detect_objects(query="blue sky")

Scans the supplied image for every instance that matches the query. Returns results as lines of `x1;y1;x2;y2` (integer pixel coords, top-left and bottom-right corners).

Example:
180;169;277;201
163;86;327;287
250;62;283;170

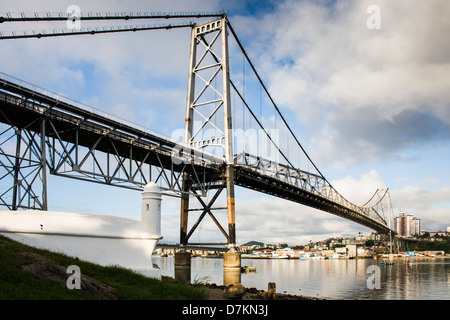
1;0;449;245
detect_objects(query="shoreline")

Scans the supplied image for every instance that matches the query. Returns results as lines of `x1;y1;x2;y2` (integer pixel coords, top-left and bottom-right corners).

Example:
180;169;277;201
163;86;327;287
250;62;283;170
193;282;326;300
160;253;450;260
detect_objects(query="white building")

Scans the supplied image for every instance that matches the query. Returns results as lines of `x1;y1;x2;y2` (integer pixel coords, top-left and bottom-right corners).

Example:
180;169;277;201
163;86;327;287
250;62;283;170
346;244;357;258
0;181;163;279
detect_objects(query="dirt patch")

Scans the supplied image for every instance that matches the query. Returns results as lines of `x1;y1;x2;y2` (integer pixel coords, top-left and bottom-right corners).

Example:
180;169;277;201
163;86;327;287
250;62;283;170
15;252;117;299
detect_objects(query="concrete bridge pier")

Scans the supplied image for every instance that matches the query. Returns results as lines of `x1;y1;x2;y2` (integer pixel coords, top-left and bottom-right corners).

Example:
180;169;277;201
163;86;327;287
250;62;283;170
172;245;242;286
223;249;241;286
174;249;191;284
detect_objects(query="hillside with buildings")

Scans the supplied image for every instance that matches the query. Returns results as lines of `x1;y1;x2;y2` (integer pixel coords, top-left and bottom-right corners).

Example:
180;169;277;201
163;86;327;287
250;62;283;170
155;227;450;259
240;232;382;259
238;228;450;259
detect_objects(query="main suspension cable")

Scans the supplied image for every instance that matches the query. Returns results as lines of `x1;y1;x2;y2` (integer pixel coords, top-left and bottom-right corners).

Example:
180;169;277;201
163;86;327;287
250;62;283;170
227;20;326;180
0;23;193;40
0;12;224;23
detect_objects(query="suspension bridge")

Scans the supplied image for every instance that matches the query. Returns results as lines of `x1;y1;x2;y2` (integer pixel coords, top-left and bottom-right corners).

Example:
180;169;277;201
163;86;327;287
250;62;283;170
0;11;403;252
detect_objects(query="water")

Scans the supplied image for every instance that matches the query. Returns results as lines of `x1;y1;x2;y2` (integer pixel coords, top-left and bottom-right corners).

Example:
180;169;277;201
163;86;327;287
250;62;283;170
151;256;450;300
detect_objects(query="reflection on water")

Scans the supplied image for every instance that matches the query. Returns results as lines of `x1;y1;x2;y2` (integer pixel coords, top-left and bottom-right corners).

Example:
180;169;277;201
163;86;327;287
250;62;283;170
151;256;450;300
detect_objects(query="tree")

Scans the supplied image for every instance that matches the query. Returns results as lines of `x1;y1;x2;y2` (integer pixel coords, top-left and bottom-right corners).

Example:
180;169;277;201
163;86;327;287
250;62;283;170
419;232;430;239
365;240;375;247
413;239;450;254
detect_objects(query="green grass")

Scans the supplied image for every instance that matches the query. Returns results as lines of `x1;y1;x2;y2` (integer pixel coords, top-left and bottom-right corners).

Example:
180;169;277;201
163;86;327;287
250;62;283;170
0;235;208;300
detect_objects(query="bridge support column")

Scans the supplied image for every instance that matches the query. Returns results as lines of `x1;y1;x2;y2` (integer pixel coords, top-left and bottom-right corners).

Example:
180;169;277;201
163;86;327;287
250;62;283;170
11;128;22;210
174;250;191;284
2;117;48;211
223;251;241;286
226;165;236;246
179;174;191;247
224;163;241;285
40;118;48;211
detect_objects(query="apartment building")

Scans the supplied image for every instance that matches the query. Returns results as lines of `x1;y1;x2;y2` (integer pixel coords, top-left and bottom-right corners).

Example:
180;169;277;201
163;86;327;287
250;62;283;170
394;212;421;237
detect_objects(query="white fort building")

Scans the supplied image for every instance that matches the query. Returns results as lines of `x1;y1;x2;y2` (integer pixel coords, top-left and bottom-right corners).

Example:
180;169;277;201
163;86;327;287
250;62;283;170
0;181;163;279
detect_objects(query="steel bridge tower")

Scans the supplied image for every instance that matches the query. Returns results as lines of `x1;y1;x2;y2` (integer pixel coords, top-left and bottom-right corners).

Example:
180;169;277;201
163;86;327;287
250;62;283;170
180;16;237;249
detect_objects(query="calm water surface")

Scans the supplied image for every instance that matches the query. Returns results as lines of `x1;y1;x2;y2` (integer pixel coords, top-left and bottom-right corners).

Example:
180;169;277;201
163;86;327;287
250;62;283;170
151;256;450;300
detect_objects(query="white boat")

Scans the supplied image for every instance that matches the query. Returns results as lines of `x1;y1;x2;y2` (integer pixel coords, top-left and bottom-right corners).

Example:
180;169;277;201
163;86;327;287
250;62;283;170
311;253;325;260
271;254;289;259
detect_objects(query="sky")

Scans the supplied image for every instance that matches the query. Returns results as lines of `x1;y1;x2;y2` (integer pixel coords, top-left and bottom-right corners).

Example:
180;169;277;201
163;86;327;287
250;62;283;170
1;0;449;246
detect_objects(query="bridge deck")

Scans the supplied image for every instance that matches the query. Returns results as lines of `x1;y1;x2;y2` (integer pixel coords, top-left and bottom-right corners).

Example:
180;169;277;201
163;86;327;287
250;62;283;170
233;165;391;233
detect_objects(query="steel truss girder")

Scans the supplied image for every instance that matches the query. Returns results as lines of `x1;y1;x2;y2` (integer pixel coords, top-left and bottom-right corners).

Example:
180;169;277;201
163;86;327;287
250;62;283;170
235;152;391;233
61;126;213;193
0;77;224;211
46;119;195;193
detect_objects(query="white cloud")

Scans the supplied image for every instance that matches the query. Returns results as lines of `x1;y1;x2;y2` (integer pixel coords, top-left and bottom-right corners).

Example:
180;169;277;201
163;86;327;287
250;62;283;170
233;0;450;168
418;208;450;232
331;170;386;205
392;186;450;211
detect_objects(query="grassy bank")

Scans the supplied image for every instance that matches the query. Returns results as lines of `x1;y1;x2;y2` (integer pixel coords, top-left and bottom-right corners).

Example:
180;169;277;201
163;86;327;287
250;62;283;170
0;235;208;300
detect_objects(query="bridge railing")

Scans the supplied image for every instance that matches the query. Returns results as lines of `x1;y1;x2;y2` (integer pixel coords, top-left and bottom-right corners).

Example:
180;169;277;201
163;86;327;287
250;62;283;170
235;152;388;227
0;72;166;139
